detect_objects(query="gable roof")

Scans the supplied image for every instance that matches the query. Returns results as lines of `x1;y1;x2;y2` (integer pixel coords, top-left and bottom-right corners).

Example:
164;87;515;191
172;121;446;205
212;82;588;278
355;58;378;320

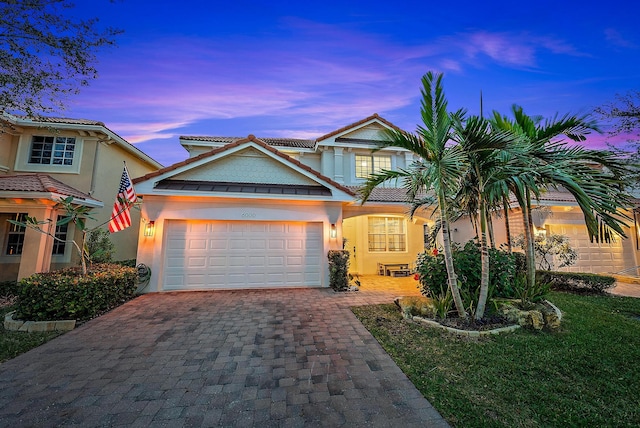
1;112;163;169
0;174;102;206
315;113;403;142
181;136;315;149
134;135;355;197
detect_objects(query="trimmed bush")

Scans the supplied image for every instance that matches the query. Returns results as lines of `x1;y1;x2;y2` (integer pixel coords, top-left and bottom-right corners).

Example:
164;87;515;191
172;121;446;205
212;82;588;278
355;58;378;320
415;241;525;304
15;263;137;321
328;250;350;291
0;280;19;297
536;270;616;294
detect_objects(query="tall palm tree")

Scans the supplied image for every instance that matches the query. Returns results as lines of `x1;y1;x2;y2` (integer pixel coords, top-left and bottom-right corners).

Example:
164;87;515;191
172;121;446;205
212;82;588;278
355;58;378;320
451;115;522;320
360;72;468;319
491;105;634;289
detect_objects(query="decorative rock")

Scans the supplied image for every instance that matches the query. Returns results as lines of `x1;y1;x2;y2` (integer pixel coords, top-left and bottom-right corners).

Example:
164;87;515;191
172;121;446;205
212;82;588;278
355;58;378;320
4;311;75;332
529;310;544;330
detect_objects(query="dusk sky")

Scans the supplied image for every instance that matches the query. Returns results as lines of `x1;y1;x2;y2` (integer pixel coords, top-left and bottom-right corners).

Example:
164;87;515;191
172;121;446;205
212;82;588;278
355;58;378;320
63;0;640;166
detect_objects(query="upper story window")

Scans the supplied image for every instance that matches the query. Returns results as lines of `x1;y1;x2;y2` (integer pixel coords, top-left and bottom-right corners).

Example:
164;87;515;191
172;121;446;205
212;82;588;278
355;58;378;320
355;154;391;179
29;136;76;166
5;213;27;255
368;216;406;252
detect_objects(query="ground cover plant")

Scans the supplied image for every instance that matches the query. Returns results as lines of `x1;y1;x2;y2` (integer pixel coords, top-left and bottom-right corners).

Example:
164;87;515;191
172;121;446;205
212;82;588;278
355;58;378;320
0;304;61;363
352;292;640;427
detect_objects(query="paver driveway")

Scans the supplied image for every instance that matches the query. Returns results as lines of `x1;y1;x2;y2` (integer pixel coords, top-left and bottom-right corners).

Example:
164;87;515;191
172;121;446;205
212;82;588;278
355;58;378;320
0;277;449;427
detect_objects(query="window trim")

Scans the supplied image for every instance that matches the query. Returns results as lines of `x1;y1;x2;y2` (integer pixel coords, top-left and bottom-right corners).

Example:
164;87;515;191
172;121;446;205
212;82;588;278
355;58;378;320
367;216;407;253
355;154;391;179
29;136;76;166
14;134;83;174
5;213;28;256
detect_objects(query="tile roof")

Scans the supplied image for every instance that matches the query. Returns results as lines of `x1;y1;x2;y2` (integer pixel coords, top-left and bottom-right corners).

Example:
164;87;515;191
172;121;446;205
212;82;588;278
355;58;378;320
0;174;97;201
134;135;355;196
156;180;332;196
9;114;105;126
181;136;316;149
315;113;403;142
348;186;414;203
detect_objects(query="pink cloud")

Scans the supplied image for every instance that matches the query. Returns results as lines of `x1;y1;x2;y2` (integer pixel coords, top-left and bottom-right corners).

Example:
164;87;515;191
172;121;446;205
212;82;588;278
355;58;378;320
604;29;638;48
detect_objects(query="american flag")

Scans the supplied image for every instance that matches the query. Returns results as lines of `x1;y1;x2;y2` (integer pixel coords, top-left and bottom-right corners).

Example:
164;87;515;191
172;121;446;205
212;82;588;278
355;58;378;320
108;166;137;233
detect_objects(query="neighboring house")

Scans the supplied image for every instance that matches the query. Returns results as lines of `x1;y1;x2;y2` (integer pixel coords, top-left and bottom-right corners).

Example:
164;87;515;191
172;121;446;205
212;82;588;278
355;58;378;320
134;114;640;292
0;112;162;281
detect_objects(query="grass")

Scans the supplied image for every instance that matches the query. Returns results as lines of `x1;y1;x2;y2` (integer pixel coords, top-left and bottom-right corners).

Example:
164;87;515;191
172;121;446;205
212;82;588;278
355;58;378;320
352;291;640;427
0;304;62;363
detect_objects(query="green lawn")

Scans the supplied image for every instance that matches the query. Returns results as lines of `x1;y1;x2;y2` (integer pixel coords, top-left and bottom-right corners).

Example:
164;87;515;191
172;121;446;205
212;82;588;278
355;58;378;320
0;305;61;363
352;291;640;428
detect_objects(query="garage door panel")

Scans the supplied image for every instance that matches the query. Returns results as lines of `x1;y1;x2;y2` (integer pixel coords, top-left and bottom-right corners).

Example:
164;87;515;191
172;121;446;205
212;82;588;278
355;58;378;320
549;224;633;274
250;239;267;250
163;220;323;289
209;239;228;250
269;240;285;250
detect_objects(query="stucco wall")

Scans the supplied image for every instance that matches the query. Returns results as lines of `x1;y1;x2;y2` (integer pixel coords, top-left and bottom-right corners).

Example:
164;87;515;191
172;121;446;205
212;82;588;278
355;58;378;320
136;195;344;292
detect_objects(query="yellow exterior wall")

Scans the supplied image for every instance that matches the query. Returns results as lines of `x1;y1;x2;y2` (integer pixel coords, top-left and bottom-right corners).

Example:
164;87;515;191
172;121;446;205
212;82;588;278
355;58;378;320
343;214;428;275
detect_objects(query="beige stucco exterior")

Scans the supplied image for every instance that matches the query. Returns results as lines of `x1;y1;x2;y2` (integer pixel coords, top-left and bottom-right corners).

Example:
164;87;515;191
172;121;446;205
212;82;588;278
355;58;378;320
0;114;162;281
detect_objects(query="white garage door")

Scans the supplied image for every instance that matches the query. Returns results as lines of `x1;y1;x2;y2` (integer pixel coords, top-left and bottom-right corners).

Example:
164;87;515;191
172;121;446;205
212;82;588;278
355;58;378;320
550;224;635;274
163;220;323;290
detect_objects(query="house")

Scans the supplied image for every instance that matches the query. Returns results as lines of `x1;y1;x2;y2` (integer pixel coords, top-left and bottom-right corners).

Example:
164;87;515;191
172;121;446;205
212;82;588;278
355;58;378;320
134;114;640;292
134;114;432;292
0;112;162;281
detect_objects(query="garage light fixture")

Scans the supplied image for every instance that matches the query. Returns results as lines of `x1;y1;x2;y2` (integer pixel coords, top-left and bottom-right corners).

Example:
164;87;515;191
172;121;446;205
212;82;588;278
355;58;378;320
330;223;337;239
144;220;155;237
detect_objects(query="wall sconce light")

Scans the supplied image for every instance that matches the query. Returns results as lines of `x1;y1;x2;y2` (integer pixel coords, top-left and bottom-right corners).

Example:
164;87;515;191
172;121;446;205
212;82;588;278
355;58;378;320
144;220;155;237
330;223;337;239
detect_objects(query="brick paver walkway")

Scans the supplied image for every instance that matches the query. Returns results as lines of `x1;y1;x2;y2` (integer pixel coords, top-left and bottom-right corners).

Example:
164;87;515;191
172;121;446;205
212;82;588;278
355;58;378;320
0;276;448;427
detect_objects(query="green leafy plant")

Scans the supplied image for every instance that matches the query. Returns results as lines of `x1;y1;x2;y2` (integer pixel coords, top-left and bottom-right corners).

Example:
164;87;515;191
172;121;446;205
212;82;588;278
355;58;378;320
431;290;453;320
15;263;137;321
414;240;524;317
85;228;115;263
328;250;350;291
536;270;616;294
513;232;578;271
513;274;551;309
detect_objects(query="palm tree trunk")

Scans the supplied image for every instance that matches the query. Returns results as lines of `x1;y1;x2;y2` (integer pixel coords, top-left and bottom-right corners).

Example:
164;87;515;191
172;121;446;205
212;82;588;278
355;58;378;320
487;211;496;249
503;195;512;253
475;196;490;320
439;191;467;319
523;189;536;290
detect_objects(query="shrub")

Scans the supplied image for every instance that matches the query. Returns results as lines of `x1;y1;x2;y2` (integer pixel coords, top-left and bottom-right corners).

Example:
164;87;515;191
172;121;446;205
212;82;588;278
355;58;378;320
536;270;616;294
513;233;578;271
415;241;525;308
0;280;19;297
15;263;137;321
86;229;115;263
328;250;350;291
113;259;136;268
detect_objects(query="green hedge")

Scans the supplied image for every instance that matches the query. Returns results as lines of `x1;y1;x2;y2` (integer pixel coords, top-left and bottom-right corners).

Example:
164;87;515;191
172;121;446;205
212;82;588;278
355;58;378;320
0;280;19;297
328;250;350;291
415;241;525;301
15;263;137;321
537;270;616;294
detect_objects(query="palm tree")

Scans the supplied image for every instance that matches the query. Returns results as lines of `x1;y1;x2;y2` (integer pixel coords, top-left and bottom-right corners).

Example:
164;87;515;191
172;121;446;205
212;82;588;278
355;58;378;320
491;105;634;290
360;72;468;319
451;115;522;320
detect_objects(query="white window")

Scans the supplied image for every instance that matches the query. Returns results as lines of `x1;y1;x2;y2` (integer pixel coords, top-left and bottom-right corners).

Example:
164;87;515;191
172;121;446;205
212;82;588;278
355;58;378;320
368;217;406;252
52;218;70;255
29;136;76;166
355;154;391;178
5;213;27;255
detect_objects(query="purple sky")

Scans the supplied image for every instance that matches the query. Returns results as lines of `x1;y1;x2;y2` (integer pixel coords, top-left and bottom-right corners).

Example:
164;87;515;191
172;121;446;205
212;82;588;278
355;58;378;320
61;0;640;166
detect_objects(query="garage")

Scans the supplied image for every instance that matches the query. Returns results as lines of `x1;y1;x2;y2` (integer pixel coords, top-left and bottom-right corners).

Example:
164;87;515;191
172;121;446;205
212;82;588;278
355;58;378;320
550;224;636;274
163;220;324;290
